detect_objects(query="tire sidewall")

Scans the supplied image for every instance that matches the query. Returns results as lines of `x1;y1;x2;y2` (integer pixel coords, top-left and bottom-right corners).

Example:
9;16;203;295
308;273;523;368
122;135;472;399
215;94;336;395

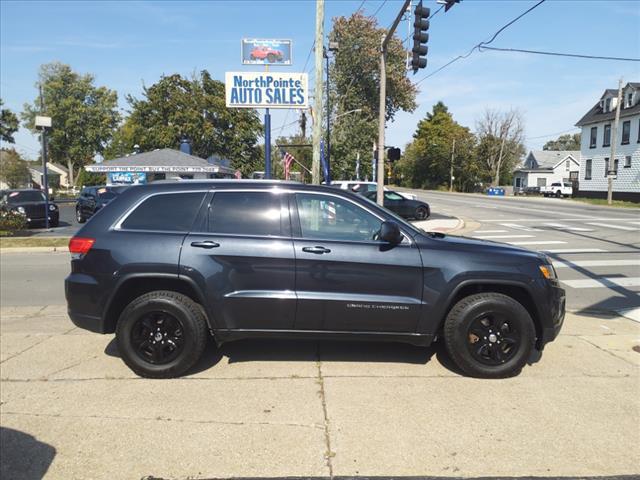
415;206;428;220
445;295;535;378
116;295;202;377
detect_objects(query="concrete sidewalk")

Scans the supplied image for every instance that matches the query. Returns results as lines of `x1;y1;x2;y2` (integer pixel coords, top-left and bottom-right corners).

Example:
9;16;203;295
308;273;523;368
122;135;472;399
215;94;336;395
1;305;639;479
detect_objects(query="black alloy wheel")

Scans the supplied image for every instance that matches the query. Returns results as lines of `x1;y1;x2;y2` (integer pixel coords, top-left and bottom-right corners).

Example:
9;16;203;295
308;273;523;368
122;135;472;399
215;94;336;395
415;206;429;220
466;313;520;366
130;311;185;365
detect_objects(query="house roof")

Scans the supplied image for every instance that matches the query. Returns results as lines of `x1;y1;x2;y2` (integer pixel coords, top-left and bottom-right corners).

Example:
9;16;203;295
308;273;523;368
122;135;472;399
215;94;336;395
84;148;235;174
29;165;60;176
576;82;640;126
48;163;69;174
527;150;580;169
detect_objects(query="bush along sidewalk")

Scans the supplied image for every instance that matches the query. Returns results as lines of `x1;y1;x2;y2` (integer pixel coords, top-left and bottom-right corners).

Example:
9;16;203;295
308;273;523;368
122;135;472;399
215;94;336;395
0;210;27;237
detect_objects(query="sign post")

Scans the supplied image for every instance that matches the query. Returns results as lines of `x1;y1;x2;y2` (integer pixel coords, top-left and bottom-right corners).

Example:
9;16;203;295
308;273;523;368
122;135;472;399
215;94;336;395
265;108;271;179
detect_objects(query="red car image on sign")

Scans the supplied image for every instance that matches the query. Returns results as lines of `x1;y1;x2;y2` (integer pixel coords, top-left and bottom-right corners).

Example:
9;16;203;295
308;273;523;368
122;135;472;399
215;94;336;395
250;46;283;63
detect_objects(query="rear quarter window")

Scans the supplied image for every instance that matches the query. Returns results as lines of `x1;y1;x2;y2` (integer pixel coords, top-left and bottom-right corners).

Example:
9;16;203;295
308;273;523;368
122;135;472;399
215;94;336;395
120;192;205;232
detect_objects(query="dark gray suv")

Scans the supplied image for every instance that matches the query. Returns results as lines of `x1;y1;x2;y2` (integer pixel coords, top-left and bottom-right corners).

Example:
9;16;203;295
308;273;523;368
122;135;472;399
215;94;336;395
65;180;565;378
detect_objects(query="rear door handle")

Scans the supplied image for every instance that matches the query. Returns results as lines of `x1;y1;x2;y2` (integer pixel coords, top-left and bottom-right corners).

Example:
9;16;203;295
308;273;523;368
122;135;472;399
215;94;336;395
302;246;331;254
190;241;220;249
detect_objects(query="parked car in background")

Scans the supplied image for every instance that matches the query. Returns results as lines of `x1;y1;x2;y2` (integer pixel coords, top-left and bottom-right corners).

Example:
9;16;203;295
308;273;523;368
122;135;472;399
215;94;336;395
541;182;573;198
514;186;541;196
363;190;430;220
76;185;129;223
0;189;59;227
65;180;564;379
332;181;418;200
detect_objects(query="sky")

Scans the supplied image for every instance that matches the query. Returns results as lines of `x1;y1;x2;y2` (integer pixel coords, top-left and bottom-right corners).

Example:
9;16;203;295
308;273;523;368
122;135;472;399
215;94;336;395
1;0;639;161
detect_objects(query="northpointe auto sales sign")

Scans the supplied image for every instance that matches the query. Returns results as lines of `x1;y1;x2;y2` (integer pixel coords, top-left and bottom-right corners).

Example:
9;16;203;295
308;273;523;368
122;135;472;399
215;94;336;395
225;72;308;109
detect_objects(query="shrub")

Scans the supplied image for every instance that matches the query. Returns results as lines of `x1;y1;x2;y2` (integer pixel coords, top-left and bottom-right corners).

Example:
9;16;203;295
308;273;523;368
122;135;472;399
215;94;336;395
0;210;27;235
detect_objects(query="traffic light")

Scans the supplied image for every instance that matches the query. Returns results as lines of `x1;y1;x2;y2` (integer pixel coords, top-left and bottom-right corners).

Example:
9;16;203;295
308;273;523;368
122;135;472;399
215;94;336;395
387;147;401;162
444;0;460;12
411;1;430;73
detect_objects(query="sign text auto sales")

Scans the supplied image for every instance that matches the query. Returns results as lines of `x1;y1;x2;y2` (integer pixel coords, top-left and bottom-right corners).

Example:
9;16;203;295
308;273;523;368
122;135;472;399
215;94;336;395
225;72;308;109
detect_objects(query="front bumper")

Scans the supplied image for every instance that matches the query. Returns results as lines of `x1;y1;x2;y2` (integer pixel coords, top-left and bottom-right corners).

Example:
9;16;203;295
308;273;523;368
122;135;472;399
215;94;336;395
538;283;565;348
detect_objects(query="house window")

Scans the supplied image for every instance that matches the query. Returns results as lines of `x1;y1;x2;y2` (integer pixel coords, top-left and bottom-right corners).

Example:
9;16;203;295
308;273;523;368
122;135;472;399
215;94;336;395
613;158;619;174
626;92;633;108
603;124;611;147
537;178;547;187
622;121;630;145
590;126;597;148
624;155;631;168
585;159;592;180
565;160;570;171
605;98;611;112
604;158;609;177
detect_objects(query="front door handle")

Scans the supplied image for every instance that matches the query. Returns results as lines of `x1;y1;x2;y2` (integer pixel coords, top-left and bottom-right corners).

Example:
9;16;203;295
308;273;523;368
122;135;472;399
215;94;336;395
302;246;331;254
191;241;220;249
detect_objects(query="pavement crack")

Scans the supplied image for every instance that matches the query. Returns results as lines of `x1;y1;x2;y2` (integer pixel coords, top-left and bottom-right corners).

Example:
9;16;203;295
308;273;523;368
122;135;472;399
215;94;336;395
0;334;54;365
577;336;639;367
0;410;325;430
316;342;334;479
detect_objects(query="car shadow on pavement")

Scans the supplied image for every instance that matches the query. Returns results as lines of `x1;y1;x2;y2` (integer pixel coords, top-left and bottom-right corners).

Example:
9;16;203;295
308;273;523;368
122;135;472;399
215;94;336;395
0;427;56;480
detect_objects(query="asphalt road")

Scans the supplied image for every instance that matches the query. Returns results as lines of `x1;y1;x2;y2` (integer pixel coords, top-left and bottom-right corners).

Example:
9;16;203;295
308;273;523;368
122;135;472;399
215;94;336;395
399;189;640;317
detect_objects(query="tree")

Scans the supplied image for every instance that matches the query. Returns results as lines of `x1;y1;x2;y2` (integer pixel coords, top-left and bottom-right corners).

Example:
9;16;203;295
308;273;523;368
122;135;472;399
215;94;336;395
328;12;417;180
475;109;525;186
22;62;120;185
398;102;478;191
74;167;106;188
543;133;581;151
0;99;19;144
0;148;30;188
106;71;263;178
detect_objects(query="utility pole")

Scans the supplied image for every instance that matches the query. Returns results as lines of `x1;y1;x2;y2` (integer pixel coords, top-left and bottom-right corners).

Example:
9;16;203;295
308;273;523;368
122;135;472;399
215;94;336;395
607;78;623;205
377;0;411;205
449;137;456;192
311;0;324;184
38;84;51;230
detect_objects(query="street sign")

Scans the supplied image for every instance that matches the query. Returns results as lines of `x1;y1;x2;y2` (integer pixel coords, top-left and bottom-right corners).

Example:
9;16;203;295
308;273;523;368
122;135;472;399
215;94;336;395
242;38;292;66
225;72;308;109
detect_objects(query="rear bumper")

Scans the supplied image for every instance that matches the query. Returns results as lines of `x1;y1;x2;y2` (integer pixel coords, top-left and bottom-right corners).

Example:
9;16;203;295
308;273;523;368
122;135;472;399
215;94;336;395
65;273;107;333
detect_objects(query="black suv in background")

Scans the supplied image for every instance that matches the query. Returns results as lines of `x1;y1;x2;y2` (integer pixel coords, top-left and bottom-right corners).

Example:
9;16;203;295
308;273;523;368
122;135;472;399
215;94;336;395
65;181;565;379
76;185;129;223
0;189;59;227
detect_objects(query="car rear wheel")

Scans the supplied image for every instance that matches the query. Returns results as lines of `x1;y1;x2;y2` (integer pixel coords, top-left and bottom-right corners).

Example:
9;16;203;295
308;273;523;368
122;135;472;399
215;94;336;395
555;190;562;198
443;292;535;378
414;206;429;220
116;290;208;378
76;208;86;223
267;53;275;63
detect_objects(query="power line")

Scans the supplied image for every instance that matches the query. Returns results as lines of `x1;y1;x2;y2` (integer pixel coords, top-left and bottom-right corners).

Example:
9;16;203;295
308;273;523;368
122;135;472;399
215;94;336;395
479;45;640;62
414;0;546;85
371;0;388;18
356;0;367;14
526;128;580;140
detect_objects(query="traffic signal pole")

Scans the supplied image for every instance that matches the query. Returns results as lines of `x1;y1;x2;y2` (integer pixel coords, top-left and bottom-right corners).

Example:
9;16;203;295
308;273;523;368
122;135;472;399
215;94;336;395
377;0;411;206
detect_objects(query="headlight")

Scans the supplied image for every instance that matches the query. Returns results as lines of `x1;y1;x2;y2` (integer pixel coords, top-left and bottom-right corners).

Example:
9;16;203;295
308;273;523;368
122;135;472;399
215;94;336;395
539;264;557;281
16;206;25;214
49;204;57;211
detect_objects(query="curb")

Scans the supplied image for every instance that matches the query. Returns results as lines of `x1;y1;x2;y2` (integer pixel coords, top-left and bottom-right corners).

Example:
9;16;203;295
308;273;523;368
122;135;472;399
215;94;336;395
1;246;68;253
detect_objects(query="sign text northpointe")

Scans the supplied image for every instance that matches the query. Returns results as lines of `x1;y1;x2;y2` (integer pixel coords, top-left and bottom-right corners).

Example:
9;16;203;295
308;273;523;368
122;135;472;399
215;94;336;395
225;72;308;109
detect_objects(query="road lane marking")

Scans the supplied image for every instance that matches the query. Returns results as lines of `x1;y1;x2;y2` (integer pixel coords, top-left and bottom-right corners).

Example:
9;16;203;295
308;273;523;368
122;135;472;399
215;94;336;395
542;248;608;253
552;259;640;269
481;217;635;222
586;222;639;231
473;234;535;239
544;223;594;232
508;241;567;245
474;230;508;233
561;277;640;289
500;223;540;231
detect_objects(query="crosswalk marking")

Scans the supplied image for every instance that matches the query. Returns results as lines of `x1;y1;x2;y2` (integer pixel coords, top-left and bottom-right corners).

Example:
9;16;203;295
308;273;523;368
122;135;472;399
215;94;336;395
474;230;508;234
544;223;594;232
586;222;639;231
562;277;640;289
509;240;567;246
542;248;608;253
552;259;640;269
473;234;534;239
628;221;640;226
500;223;540;232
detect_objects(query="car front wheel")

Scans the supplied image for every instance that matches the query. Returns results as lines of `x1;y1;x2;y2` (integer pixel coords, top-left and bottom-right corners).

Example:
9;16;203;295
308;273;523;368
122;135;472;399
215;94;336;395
414;206;429;220
443;292;536;378
116;290;209;378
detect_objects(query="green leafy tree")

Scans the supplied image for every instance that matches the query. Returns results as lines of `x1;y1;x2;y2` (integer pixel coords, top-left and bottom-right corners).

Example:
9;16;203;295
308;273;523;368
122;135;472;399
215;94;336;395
0;148;31;188
75;167;106;187
22;62;120;185
0;100;20;144
398;102;478;191
273;134;312;182
328;12;417;180
543;133;581;151
105;71;263;178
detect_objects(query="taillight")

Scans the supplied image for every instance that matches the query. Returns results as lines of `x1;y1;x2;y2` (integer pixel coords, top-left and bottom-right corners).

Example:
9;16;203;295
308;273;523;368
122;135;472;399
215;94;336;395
69;237;95;255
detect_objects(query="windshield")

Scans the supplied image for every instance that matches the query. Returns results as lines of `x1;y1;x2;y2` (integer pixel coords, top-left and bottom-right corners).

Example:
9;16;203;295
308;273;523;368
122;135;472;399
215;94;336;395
6;191;45;203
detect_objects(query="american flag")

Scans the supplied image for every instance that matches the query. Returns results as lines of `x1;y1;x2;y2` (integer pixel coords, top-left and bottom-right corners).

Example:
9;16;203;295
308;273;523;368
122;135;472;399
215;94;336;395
281;150;295;180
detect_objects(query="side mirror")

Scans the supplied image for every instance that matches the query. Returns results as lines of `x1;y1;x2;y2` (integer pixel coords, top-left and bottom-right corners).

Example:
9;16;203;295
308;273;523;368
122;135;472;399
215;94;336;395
379;221;403;244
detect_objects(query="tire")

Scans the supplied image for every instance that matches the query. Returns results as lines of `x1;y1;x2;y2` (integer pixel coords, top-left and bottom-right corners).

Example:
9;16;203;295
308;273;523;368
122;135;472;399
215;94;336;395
555;190;562;198
267;53;275;63
414;206;429;220
443;292;536;378
76;208;86;223
50;219;59;228
116;290;209;378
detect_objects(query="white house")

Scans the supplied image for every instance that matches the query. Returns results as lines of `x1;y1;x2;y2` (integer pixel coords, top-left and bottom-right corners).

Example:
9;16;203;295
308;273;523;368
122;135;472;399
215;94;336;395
575;82;640;201
513;150;580;191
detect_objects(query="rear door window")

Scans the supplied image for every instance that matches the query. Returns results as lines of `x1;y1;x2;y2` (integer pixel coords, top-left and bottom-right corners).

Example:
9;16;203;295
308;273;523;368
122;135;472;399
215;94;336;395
120;192;205;232
207;191;285;237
